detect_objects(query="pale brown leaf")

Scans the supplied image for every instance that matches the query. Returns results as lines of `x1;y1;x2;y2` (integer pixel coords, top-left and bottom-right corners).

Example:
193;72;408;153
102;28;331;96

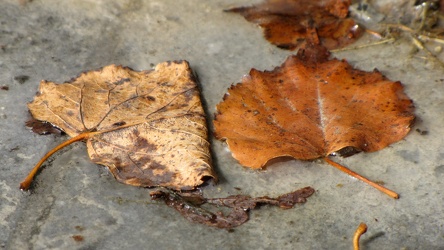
26;62;216;190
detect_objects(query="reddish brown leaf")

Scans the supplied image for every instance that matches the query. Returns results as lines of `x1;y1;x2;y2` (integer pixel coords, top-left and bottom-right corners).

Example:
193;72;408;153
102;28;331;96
214;45;414;168
22;62;216;191
226;0;363;50
150;186;314;229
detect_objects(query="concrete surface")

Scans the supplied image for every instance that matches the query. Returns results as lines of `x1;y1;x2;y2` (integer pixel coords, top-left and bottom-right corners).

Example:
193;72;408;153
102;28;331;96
1;0;444;249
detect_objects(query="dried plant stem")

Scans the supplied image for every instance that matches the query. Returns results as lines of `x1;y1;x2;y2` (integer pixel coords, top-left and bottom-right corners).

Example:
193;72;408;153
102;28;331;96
410;35;444;68
20;132;95;190
381;23;414;33
324;157;399;199
333;23;444;67
381;23;444;67
330;38;395;52
353;223;368;250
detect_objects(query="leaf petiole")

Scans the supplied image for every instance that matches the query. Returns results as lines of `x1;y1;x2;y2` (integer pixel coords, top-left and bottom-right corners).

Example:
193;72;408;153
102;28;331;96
324;157;399;199
20;132;96;190
353;222;368;250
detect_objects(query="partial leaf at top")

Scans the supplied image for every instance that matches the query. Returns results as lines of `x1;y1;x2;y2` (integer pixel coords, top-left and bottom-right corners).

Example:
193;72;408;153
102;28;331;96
226;0;363;50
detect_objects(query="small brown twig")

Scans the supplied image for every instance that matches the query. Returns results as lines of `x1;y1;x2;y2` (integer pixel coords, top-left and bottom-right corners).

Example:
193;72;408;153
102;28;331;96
410;34;444;68
353;223;368;250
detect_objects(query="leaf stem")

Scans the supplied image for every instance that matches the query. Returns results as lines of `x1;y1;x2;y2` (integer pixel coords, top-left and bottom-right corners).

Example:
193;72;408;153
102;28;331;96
324;157;399;199
20;132;93;190
353;222;368;250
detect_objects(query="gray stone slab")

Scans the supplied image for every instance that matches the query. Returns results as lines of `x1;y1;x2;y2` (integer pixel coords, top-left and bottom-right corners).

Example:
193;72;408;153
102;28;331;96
1;0;444;249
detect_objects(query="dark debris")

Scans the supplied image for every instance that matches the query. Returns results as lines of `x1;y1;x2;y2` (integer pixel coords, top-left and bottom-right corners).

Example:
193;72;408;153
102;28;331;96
150;186;315;229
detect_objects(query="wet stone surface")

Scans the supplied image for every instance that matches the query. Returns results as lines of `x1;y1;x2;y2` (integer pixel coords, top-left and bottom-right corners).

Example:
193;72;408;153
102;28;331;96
1;0;444;249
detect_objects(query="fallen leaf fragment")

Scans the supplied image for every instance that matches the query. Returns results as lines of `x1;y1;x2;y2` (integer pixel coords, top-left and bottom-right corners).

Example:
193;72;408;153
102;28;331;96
25;118;64;135
150;186;314;229
214;45;414;198
21;62;216;191
226;0;363;50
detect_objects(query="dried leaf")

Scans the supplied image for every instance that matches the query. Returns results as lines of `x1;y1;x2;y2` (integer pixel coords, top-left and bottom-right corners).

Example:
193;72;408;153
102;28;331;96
22;62;216;190
214;45;415;198
150;186;315;229
226;0;363;50
214;45;414;168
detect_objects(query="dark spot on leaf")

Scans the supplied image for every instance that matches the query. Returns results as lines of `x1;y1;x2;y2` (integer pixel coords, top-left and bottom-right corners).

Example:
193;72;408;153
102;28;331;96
114;78;130;85
149;161;166;170
135;137;157;151
183;88;196;103
113;121;126;127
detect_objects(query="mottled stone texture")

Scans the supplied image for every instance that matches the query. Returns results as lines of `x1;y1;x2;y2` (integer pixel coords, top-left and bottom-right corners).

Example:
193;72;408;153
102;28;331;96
1;0;444;249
